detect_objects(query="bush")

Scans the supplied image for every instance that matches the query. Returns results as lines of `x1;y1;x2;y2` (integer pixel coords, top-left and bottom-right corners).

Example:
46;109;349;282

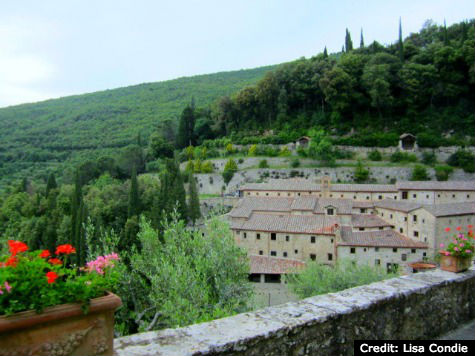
434;165;454;181
411;165;430;181
248;144;257;156
279;146;291;157
447;150;475;173
421;151;437;166
297;147;307;157
290;158;300;168
238;158;244;164
287;259;397;299
222;158;238;185
354;161;370;183
390;151;418;163
367;150;382;161
258;159;269;169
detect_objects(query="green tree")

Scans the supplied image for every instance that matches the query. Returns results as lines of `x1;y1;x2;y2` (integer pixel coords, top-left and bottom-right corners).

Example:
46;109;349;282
177;105;195;149
434;165;454;181
323;46;328;58
127;166;140;218
345;28;353;52
155;159;187;221
148;132;174;159
188;173;201;225
360;28;365;48
307;129;335;166
45;173;57;196
398;17;404;60
354;161;370;183
222;158;238;185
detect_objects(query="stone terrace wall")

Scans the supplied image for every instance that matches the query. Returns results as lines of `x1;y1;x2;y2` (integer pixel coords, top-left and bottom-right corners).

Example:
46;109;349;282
114;267;475;356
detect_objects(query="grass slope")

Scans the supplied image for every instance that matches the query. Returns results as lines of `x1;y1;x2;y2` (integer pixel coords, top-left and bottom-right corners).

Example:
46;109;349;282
0;65;276;188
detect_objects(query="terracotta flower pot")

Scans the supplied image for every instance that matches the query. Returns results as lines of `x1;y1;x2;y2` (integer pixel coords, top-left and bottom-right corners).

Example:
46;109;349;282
0;292;121;356
439;254;473;273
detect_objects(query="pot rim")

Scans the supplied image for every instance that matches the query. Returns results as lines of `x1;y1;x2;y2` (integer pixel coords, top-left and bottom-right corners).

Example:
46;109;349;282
0;291;121;334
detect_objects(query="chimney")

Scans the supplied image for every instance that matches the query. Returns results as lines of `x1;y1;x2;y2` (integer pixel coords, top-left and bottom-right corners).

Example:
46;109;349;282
321;176;331;198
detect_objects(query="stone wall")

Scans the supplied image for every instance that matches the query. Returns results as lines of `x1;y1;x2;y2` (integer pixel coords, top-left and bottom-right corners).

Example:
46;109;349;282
195;167;475;195
114;267;475;356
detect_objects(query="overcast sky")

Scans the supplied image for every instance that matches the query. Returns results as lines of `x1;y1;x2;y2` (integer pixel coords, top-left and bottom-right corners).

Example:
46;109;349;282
0;0;473;108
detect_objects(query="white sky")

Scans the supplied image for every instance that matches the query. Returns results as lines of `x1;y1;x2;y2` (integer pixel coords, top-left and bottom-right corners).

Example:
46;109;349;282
0;0;473;108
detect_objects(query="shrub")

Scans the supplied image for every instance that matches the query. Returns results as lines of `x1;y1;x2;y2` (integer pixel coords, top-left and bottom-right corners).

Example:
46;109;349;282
354;161;370;183
290;158;300;168
248;144;257;156
421;151;437;166
434;165;454;181
390;151;418;163
258;159;269;169
225;143;235;155
279;146;291;157
238;158;244;164
222;158;238;185
297;147;308;157
287;259;397;299
447;150;475;173
367;150;382;161
411;165;430;181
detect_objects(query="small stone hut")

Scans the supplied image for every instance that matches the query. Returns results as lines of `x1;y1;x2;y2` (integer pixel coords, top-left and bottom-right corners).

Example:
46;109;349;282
398;133;418;151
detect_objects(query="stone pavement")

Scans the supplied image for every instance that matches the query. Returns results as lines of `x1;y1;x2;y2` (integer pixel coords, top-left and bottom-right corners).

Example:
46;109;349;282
438;320;475;340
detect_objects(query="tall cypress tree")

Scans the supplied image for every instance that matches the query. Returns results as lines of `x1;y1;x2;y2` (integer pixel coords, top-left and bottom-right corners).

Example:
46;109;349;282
188;173;201;225
398;17;404;61
345;28;353;52
127;165;140;218
360;28;365;48
176;103;195;149
443;19;448;45
323;46;328;58
45;173;57;196
70;171;84;265
156;159;187;221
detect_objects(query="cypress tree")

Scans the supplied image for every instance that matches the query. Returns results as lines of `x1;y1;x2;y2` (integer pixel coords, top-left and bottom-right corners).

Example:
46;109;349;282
360;28;365;48
345;28;353;52
70;170;85;265
188;173;201;225
443;19;448;45
157;159;187;220
323;46;328;58
45;173;57;196
127;165;140;218
398;17;404;61
176;102;196;149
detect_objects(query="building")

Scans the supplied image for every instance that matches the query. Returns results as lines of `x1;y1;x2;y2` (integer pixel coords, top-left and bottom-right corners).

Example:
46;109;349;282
398;133;418;151
239;178;475;204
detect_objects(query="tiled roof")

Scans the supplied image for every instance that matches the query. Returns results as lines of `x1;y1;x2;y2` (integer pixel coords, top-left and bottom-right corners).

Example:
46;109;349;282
423;202;475;217
374;199;422;212
229;197;293;218
291;197;317;211
330;184;397;193
352;201;375;208
231;214;339;235
240;179;397;192
315;198;353;215
396;181;475;191
339;227;427;248
351;214;392;228
249;255;306;274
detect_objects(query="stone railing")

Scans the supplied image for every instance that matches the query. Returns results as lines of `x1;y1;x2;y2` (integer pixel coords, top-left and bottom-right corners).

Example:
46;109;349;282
114;267;475;356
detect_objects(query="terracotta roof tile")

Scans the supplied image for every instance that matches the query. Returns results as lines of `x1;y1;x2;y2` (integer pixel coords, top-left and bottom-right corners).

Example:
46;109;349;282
396;181;475;191
374;199;422;212
351;215;392;228
423;202;475;217
339;227;427;248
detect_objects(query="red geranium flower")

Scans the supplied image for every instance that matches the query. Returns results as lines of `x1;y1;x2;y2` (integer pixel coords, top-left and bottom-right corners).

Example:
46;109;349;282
39;250;51;258
46;271;58;284
456;226;462;231
55;244;76;255
48;258;63;265
444;227;451;232
5;256;17;267
468;225;473;229
8;240;28;256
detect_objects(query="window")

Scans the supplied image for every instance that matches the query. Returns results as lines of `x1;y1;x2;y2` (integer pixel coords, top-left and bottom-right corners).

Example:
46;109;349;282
341;194;344;198
381;212;384;217
400;228;403;233
283;252;288;258
298;193;301;196
394;196;397;200
423;252;427;257
426;195;429;199
363;248;367;252
249;274;261;283
414;231;419;237
375;259;380;265
452;194;455;198
256;193;259;196
413;194;417;198
375;247;379;252
328;253;333;261
271;233;276;241
277;193;280;196
310;254;316;261
350;248;356;254
256;233;261;240
286;235;290;242
379;227;384;230
259;250;263;255
366;196;370;200
330;194;333;197
467;195;470;199
266;193;269;196
411;249;416;253
402;191;408;200
402;254;407;261
353;196;357;200
378;195;382;200
270;251;277;256
327;208;334;215
390;214;393;219
404;217;408;221
393;248;398;252
359;227;365;231
243;232;247;238
294;249;298;254
288;193;291;196
247;192;251;196
360;208;366;213
437;194;440;198
331;239;334;243
413;215;417;222
422;219;425;223
311;236;316;243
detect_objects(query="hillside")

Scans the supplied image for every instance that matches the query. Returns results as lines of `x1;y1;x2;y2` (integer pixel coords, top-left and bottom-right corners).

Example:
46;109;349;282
0;65;276;188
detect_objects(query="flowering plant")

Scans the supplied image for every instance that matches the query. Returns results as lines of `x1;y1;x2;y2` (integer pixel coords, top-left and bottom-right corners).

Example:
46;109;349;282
439;225;474;258
0;240;120;316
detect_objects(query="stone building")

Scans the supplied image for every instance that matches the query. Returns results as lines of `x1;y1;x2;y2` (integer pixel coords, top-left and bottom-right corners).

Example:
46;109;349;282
398;133;418;151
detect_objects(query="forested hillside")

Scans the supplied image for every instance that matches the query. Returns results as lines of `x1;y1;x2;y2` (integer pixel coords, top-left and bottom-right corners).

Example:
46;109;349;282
0;65;275;188
182;20;474;148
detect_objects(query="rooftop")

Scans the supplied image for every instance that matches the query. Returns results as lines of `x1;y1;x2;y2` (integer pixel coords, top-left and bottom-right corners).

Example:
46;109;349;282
423;202;475;217
339;227;427;248
351;214;392;228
